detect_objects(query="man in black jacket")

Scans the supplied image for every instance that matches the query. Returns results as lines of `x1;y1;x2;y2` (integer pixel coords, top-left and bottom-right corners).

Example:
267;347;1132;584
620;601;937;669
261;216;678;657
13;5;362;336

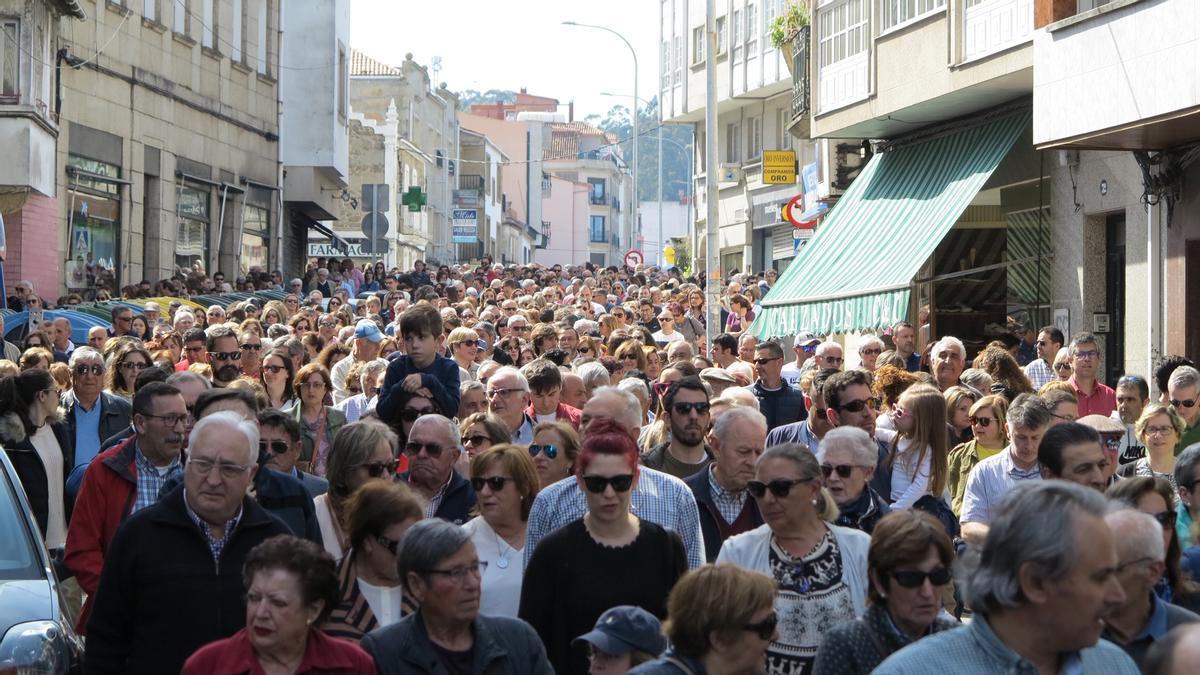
684;405;767;561
751;340;807;432
84;411;290;674
397;414;476;525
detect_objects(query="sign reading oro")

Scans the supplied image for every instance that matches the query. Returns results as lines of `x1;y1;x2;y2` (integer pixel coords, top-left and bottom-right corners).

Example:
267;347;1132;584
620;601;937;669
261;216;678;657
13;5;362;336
762;150;797;185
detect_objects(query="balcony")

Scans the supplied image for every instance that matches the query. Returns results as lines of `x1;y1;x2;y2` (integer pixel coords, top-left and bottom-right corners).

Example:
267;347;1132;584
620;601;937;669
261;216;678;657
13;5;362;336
455;174;483;207
589;193;607;206
788;26;811;135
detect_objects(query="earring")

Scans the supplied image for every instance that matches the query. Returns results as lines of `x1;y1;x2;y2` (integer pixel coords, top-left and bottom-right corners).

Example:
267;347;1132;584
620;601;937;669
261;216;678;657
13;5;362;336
811;499;819;507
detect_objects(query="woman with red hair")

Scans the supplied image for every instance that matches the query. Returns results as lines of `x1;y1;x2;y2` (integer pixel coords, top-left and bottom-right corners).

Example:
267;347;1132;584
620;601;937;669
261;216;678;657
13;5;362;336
519;418;688;674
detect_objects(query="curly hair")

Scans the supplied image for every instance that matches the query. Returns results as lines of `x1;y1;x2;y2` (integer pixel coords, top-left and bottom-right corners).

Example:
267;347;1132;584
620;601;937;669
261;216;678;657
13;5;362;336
972;345;1033;396
872;364;922;409
242;535;339;623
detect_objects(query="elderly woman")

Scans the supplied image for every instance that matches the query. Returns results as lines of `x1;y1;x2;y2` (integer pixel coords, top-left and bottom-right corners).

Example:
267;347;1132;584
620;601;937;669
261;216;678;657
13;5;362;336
360;519;554;674
630;564;777;675
292;363;347;476
717;443;870;674
1052;347;1074;381
457;380;488;419
1118;403;1186;489
463;445;540;617
946;394;1009;516
858;336;885;372
456;412;509;477
323;481;424;642
105;342;152;399
182;535;375;674
1108;476;1200;612
813;511;959;675
530;421;581;488
818;427;892;534
520;418;687;674
314;420;399;560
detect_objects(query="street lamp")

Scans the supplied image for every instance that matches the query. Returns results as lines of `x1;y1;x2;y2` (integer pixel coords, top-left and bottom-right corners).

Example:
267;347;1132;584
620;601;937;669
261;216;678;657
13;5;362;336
563;21;639;260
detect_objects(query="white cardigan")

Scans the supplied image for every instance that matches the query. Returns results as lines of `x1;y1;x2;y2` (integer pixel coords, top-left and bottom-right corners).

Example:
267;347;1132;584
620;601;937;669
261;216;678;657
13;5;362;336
716;522;871;618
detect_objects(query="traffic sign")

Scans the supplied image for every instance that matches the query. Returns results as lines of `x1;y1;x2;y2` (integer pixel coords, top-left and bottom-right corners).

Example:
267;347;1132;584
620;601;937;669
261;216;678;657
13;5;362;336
360;212;389;238
624;249;644;268
762;150;797;185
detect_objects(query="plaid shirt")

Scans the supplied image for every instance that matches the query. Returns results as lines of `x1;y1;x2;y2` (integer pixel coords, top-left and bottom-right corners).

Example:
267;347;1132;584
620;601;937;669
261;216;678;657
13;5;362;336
707;466;749;525
525;466;705;569
133;447;183;513
422;473;453;520
1023;358;1055;391
184;490;243;563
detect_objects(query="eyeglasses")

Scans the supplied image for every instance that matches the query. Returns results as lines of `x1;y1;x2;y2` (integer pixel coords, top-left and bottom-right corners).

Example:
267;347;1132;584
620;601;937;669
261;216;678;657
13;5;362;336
209;351;243;361
188;458;253;479
820;464;855;479
119;360;150;373
970;416;994;427
300;380;326;390
753;357;781;366
423;561;487;584
742;613;778;641
259;440;290;455
1151;510;1176;529
582;474;635;494
376;535;401;555
1171;398;1198;409
578;347;592;355
1145;425;1176;437
747;478;811;499
462;434;493;447
892;567;953;588
73;364;103;376
404;441;447;457
486;387;523;399
240;343;262;351
672;401;711;416
1054;362;1073;371
1073;350;1100;360
400;408;433;423
1050;412;1077;422
860;348;882;356
840;397;881;413
144;413;191;427
529;444;558;459
263;364;287;374
358;459;399;478
470;476;514;492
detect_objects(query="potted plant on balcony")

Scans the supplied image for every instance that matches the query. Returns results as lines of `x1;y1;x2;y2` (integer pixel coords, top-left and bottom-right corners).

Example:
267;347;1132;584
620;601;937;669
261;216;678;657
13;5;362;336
770;1;810;77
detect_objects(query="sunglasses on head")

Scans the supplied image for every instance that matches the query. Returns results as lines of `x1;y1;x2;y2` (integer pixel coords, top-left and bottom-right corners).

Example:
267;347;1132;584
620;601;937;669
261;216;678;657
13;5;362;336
742;613;778;641
970;416;994;427
359;459;399;478
820;464;855;479
747;478;810;498
840;397;881;413
470;476;513;492
529;444;558;459
582;474;634;494
892;567;953;588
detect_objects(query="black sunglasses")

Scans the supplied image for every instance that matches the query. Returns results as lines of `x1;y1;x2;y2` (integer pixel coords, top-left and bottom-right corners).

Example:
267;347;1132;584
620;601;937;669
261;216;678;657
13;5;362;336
529;444;558;459
970;416;994;427
840;397;881;413
582;474;634;494
404;441;446;457
672;401;711;416
747;478;810;499
400;409;432;423
1151;510;1176;528
259;440;290;455
73;365;103;376
470;476;513;492
892;567;953;588
742;613;778;641
820;464;855;479
376;535;401;555
359;459;399;478
208;350;242;361
1171;398;1198;409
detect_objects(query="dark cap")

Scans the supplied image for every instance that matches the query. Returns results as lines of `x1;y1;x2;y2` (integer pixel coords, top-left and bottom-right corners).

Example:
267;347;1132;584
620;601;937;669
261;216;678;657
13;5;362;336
573;605;666;657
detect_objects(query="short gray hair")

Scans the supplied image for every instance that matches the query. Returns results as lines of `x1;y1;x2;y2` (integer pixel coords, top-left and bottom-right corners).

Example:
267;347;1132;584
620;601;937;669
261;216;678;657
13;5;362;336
490;366;529;392
588;386;643;431
1007;393;1051;430
712;406;767;446
577;362;611;392
816;426;879;468
69;346;104;368
360;358;389;389
461;380;484;397
858;336;884;353
1175;444;1200;491
816;341;842;357
1169;366;1200;392
397;519;473;592
932;336;965;357
166;370;212;390
961;481;1108;614
617;377;649;403
1105;509;1165;562
410;414;461;452
188;410;259;465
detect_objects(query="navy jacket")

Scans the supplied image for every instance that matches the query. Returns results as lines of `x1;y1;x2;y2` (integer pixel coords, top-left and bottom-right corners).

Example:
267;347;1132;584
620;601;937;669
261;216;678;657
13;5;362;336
376;354;461;425
684;466;763;562
752;380;807;431
396;469;476;525
361;612;552;675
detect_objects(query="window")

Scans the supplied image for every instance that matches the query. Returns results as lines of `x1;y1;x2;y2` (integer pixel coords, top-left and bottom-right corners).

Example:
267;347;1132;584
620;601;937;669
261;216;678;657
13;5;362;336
879;0;945;32
176;183;210;274
725;121;741;163
588;178;606;205
746;117;762;161
240;203;269;276
143;0;158;22
692;25;704;63
590;215;606;242
200;0;216;48
819;0;868;69
337;42;347;121
173;0;187;35
661;41;670;88
1;20;17;101
732;9;742;62
256;0;270;75
777;107;791;149
746;3;758;56
673;35;683;81
716;16;727;54
818;0;870;112
231;0;243;61
67;156;123;292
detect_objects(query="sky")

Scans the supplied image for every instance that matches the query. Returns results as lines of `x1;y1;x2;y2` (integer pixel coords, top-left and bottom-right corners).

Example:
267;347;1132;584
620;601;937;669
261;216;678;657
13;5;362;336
349;0;661;120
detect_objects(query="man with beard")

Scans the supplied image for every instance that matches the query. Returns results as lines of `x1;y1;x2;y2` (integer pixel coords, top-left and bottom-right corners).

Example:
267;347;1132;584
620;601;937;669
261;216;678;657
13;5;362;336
206;326;243;388
643;376;713;479
65;382;188;634
237;329;263;380
398;413;476;524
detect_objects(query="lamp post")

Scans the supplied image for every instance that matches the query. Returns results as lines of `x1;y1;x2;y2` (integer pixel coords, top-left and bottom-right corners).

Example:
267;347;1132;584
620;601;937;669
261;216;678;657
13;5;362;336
564;21;639;260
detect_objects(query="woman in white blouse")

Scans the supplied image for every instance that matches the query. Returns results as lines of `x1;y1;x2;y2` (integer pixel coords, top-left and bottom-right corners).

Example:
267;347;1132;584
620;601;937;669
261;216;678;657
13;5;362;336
463;444;541;617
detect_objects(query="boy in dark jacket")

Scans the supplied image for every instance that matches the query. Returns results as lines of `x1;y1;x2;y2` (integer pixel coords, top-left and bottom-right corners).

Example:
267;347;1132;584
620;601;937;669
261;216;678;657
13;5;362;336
377;303;461;425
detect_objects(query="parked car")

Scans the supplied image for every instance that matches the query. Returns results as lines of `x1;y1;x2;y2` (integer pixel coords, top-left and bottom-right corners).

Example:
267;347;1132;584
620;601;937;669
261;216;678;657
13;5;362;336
0;450;82;673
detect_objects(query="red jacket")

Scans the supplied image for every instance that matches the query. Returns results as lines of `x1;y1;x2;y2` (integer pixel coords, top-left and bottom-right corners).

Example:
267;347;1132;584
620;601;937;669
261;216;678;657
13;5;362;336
64;435;140;634
525;402;582;430
183;627;377;674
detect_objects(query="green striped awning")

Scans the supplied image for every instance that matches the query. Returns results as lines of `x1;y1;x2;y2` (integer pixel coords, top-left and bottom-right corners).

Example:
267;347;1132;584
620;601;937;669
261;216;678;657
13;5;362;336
749;109;1030;338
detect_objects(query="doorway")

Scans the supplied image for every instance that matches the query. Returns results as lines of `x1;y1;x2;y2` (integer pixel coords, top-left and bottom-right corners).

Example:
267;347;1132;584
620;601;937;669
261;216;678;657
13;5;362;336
1186;241;1200;361
1104;213;1126;384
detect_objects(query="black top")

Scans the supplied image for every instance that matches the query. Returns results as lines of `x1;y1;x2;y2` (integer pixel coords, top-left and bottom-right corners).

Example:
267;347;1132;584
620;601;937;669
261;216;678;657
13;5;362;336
431;642;475;675
519;518;688;674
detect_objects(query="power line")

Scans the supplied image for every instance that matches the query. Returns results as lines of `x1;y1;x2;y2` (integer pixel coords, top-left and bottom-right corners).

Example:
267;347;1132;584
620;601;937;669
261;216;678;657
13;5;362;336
0;7;129;70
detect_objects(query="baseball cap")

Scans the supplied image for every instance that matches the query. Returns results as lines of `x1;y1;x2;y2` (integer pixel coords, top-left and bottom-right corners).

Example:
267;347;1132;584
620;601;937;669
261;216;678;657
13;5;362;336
794;330;819;348
573;606;666;657
353;319;383;343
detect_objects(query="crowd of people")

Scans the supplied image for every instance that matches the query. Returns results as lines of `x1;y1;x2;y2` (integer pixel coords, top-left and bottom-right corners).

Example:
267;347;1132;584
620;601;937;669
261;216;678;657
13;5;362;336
4;255;1200;674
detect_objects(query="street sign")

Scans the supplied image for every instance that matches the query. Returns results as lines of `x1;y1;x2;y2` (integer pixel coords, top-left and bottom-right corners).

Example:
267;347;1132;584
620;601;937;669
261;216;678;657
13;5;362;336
624;249;644;267
28;307;43;332
763;150;797;185
452;209;478;244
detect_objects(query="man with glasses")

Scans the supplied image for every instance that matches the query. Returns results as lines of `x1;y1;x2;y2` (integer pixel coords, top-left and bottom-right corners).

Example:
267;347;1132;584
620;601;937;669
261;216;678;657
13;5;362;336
205;325;243;388
751;341;806;433
486;366;535;445
504;314;530;341
62;347;132;498
176;327;208;372
643;377;714;479
237;329;264;379
257;409;327;498
1078;414;1126;486
65;382;187;635
1024;326;1064;390
1068;332;1117;417
813;341;845;373
398;414;476;524
83;411;291;674
108;306;135;338
1168;366;1200;453
1100;509;1200;667
685;405;766;561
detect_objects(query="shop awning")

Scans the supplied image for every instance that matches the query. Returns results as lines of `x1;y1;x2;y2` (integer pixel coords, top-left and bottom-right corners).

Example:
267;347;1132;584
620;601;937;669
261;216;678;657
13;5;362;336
749;109;1030;338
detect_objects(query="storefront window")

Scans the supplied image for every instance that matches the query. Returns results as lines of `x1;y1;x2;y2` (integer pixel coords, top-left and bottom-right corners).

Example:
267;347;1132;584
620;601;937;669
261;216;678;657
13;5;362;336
66;156;122;297
177;184;210;275
241;204;269;276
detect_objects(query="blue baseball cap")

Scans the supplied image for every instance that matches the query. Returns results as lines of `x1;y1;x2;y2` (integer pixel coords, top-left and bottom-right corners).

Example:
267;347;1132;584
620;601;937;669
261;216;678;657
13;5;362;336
573;605;666;657
353;319;383;343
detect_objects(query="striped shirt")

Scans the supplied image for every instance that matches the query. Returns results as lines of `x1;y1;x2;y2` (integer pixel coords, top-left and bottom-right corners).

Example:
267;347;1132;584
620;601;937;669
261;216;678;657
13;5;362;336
133;447;182;513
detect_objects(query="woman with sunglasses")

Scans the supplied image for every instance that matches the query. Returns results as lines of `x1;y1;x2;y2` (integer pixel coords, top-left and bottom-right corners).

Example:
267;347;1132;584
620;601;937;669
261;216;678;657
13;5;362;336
717;443;870;675
314;420;399;560
323;480;423;642
259;348;297;411
463;445;540;618
819;427;892;535
520;418;687;674
1118;403;1186;490
104;343;152;400
574;335;599;363
813;510;959;675
1052;347;1074;381
946;394;1009;516
1107;476;1200;611
292;363;347;477
455;412;508;477
530;421;581;488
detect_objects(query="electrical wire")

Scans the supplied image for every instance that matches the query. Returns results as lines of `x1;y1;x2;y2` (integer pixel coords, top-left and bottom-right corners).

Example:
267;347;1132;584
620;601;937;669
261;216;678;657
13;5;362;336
0;5;128;70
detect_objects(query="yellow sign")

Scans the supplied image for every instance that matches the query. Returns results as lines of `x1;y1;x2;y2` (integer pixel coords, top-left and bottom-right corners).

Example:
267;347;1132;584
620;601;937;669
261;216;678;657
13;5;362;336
762;150;797;185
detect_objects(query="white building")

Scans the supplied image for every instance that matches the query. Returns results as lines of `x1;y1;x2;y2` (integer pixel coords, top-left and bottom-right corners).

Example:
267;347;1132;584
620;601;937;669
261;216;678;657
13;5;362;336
639;199;691;266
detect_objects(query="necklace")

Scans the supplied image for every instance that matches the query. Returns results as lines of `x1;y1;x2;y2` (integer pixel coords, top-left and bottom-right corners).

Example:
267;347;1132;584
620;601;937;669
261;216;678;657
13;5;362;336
493;525;510;569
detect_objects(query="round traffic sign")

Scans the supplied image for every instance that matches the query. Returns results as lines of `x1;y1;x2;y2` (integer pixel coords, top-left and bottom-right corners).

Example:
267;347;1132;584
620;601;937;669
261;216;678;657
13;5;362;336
624;249;644;268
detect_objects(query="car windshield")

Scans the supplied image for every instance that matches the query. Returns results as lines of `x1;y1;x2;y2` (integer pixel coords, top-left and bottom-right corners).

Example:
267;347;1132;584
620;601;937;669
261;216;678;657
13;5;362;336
0;465;42;580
